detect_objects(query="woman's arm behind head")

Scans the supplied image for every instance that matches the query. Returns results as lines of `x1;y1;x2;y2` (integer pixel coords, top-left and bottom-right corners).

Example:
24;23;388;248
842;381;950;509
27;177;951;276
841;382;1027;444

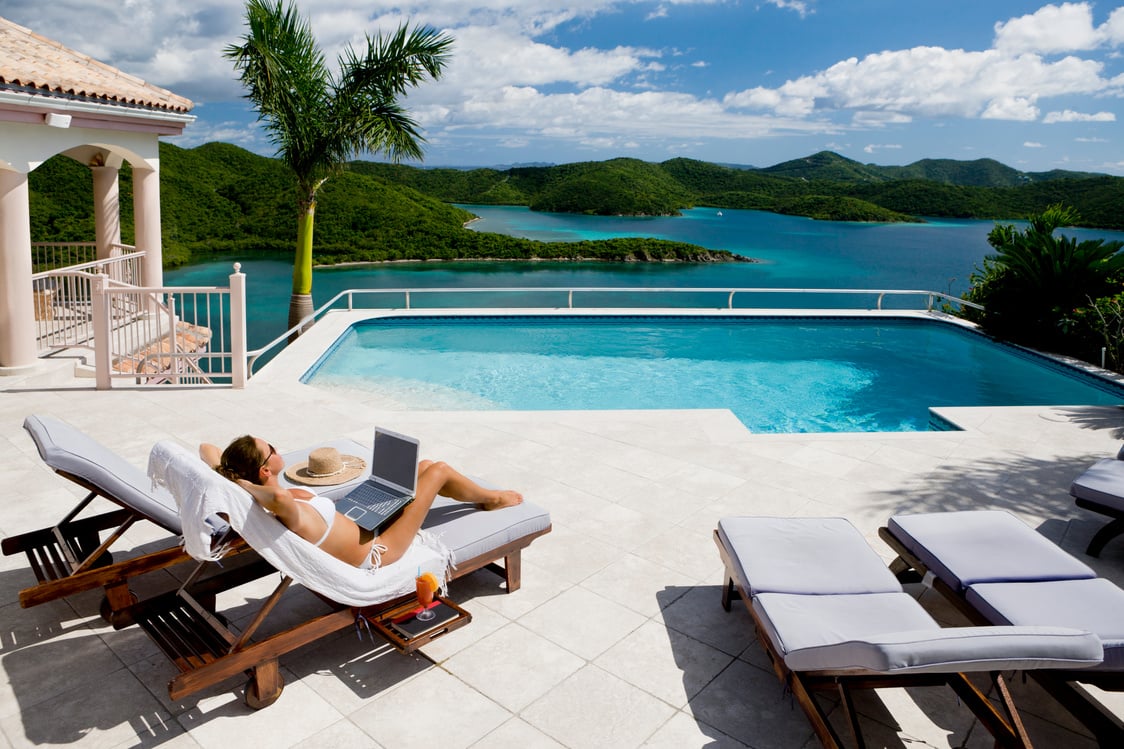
200;443;221;469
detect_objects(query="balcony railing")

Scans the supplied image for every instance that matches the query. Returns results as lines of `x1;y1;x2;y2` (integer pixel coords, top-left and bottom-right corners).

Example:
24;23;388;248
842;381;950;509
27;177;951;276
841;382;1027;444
91;267;245;388
30;251;247;388
32;247;146;353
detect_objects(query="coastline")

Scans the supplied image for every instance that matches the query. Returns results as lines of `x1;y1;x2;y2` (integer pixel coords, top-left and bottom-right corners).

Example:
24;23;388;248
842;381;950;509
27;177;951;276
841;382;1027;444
315;253;758;269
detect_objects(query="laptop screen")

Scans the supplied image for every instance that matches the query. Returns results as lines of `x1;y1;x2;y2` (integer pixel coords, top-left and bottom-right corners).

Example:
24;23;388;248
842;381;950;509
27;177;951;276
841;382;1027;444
372;429;418;491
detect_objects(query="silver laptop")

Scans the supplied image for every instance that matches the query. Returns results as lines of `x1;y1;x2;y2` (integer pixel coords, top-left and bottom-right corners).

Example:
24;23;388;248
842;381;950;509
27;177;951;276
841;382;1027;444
334;427;419;532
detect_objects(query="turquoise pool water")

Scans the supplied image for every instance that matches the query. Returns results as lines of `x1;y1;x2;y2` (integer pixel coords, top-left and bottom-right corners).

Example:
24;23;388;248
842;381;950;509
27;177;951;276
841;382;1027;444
300;316;1124;433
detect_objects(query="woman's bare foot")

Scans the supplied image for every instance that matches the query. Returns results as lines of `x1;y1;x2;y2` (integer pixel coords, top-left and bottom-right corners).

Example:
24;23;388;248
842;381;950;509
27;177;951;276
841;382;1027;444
480;489;523;510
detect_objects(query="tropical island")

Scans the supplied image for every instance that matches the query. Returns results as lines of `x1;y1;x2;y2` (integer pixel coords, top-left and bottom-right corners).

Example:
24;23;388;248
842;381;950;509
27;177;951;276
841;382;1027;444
29;141;1124;271
359;150;1123;227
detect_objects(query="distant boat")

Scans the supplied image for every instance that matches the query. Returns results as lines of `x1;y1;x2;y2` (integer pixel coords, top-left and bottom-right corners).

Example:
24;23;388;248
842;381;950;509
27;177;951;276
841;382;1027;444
716;211;723;217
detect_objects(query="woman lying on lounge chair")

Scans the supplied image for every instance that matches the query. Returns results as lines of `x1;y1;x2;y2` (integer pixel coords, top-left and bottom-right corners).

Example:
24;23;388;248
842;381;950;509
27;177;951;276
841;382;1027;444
201;436;522;570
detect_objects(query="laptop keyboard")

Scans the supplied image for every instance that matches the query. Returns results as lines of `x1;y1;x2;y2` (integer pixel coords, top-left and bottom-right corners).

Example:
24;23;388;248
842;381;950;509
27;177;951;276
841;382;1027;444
348;482;405;514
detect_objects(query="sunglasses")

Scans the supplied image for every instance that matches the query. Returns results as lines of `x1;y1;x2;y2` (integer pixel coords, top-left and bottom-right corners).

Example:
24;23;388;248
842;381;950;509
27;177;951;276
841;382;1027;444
260;443;276;468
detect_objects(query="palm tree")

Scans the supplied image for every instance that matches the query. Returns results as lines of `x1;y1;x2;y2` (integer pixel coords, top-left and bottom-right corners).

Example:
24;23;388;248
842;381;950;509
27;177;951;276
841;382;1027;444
225;0;452;333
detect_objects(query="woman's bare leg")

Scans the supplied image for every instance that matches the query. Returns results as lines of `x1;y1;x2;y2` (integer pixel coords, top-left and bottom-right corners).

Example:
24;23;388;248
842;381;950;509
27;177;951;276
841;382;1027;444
418;460;523;508
375;461;522;565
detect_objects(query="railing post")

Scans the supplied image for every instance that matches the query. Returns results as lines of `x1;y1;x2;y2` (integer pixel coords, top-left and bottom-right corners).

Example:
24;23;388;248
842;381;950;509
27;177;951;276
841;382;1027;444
91;273;112;390
230;263;248;388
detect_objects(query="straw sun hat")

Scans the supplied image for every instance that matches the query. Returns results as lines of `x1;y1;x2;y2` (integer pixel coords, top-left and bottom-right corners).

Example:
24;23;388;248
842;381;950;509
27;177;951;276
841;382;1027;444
283;446;366;486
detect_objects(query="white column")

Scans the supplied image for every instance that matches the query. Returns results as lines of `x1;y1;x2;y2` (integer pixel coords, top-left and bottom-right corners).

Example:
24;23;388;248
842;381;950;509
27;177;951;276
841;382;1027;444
91;166;121;260
133;166;163;287
0;169;38;372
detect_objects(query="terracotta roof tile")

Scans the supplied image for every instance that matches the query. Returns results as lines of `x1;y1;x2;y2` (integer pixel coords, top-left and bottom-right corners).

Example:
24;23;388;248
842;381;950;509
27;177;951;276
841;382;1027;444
0;16;192;113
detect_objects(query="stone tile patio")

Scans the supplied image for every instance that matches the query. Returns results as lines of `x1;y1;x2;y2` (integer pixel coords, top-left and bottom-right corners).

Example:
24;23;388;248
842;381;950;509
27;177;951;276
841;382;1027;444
2;312;1124;748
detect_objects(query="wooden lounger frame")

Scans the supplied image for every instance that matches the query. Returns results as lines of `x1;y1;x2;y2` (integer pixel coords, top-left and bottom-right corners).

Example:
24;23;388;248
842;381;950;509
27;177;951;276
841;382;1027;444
879;525;1124;746
715;530;1035;749
123;525;551;708
2;468;193;624
1073;495;1124;557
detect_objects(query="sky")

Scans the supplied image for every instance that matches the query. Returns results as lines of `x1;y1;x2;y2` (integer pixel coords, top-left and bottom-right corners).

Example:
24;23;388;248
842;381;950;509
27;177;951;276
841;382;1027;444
3;0;1123;173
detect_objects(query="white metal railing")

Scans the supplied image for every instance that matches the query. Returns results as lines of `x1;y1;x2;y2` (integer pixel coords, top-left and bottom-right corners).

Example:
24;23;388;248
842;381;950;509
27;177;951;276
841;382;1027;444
248;286;981;374
31;242;136;272
91;267;246;389
28;254;246;388
32;250;147;352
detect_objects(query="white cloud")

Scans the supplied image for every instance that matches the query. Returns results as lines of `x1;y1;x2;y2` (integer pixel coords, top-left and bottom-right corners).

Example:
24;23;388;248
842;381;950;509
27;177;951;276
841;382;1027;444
1076;136;1109;142
1043;109;1116;123
3;0;1120;164
1107;7;1124;45
993;2;1104;54
863;143;903;154
424;84;833;147
852;111;912;126
762;1;813;18
982;95;1040;121
1024;141;1045;147
725;36;1114;125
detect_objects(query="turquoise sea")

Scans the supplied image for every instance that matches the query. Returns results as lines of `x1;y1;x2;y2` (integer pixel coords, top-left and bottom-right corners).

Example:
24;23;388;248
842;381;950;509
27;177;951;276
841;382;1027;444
166;205;1124;351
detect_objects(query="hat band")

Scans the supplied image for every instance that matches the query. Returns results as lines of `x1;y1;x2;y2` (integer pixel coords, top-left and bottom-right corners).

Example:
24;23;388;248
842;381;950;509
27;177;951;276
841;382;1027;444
305;460;356;479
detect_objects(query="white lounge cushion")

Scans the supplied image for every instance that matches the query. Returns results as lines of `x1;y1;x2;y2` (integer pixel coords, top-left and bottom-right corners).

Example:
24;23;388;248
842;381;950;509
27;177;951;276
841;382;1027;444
25;414;183;533
280;443;551;567
755;591;1103;674
718;516;901;596
1070;458;1124;512
968;578;1124;671
888;510;1095;591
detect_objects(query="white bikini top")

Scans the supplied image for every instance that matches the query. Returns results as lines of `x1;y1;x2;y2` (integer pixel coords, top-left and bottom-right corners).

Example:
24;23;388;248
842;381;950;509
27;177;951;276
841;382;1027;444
299;494;336;547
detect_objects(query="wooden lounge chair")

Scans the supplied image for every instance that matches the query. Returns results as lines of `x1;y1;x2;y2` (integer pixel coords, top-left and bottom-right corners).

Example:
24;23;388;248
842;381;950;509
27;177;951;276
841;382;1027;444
715;516;1103;748
2;414;369;623
1069;450;1124;556
123;439;551;708
880;510;1124;745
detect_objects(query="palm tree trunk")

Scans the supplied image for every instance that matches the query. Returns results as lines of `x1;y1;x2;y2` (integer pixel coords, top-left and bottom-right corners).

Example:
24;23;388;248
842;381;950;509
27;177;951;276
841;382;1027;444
287;202;317;339
287;292;315;341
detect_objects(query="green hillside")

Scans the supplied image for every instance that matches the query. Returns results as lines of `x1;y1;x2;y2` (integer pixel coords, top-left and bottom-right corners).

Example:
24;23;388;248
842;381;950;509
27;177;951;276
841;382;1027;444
761;151;891;183
528;158;693;215
27;142;1124;270
28;142;742;267
363;152;1120;228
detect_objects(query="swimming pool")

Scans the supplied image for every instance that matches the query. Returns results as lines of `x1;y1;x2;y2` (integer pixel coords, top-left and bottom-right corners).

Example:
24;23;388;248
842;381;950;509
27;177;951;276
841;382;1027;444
300;315;1124;433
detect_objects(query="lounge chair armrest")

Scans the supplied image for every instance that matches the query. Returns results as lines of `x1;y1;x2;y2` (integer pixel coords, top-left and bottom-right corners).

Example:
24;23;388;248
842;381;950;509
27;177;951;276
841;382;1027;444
782;626;1104;674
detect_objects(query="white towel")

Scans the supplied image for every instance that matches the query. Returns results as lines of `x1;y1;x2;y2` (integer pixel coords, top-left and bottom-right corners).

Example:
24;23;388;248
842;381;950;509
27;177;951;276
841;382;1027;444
148;440;451;607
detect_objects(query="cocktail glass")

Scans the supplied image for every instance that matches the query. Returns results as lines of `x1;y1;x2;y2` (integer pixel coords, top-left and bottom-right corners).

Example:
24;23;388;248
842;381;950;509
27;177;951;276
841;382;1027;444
415;573;436;622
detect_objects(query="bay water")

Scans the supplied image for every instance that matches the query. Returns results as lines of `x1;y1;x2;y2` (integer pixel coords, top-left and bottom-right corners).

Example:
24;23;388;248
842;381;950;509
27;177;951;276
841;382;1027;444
165;205;1124;351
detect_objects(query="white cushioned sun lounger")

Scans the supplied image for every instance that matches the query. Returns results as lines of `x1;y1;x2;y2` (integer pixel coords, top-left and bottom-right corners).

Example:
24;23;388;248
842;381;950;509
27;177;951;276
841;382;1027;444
881;509;1124;744
716;516;1102;749
1070;450;1124;556
5;414;551;628
2;415;368;621
125;439;550;709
